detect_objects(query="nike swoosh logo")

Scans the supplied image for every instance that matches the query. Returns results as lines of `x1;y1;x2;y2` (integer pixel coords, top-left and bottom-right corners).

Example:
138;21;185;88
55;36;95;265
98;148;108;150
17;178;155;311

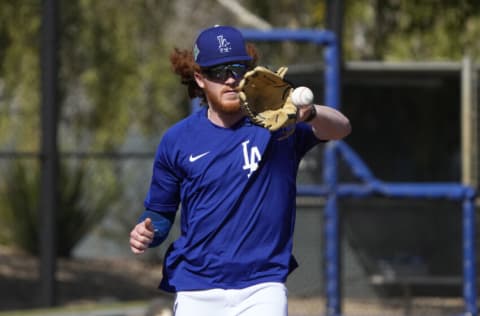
189;151;210;162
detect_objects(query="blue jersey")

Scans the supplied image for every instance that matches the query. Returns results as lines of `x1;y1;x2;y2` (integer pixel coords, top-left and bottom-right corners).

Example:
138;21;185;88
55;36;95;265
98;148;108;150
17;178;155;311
144;107;321;292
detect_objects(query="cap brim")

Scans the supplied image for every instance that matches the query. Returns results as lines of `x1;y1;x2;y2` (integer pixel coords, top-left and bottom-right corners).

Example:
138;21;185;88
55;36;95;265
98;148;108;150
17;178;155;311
197;55;252;68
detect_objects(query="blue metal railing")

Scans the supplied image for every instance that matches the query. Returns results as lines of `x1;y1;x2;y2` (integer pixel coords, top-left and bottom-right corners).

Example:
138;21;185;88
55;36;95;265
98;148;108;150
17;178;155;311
241;28;477;316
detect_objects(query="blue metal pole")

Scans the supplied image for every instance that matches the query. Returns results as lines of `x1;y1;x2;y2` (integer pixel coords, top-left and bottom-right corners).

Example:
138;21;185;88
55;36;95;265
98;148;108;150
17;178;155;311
324;38;340;109
463;191;477;316
324;142;340;316
240;28;335;45
323;36;341;316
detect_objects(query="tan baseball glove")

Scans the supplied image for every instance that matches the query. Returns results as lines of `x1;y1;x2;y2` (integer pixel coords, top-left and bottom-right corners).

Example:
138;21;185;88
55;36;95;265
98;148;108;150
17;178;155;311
237;66;297;132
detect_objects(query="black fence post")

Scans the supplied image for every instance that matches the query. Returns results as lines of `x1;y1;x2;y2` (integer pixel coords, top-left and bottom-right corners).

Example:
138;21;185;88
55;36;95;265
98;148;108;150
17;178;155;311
39;0;59;307
326;0;344;67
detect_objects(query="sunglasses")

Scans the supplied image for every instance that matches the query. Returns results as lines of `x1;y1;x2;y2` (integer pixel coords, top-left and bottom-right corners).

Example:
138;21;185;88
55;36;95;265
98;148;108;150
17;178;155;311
202;63;249;82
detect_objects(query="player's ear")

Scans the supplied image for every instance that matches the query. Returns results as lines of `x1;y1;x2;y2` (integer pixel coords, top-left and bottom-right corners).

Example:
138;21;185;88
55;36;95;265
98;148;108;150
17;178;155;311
194;71;206;88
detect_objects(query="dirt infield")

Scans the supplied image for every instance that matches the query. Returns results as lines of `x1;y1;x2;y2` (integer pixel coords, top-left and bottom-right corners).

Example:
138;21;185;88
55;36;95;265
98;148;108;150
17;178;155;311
0;246;466;316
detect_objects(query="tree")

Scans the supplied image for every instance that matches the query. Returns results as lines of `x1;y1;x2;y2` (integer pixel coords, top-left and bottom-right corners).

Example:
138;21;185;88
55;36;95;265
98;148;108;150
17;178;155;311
0;0;186;256
239;0;480;61
343;0;480;60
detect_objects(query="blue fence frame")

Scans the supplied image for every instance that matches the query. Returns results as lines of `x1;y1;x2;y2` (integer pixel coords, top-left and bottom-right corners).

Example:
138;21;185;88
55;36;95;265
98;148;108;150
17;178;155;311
240;28;477;316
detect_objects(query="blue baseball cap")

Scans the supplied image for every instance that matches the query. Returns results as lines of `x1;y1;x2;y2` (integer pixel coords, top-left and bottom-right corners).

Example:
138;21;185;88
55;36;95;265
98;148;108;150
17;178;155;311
193;25;252;67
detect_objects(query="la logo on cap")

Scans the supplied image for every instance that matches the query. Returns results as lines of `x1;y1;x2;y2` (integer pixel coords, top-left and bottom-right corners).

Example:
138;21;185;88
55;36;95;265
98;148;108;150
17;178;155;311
217;35;232;53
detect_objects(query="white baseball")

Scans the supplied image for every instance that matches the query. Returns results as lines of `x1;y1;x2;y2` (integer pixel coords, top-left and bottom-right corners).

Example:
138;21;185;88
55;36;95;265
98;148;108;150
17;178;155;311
291;86;314;106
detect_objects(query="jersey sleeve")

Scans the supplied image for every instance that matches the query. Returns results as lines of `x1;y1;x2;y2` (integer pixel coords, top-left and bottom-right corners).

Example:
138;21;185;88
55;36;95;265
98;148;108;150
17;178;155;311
294;122;324;158
144;131;181;212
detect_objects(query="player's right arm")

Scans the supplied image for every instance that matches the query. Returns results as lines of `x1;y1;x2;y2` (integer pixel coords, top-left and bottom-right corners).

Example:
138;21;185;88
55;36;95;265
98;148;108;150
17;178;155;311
129;209;175;254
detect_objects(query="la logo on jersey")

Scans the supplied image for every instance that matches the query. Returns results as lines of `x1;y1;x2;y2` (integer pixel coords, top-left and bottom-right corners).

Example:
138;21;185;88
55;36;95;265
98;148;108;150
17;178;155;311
241;140;261;178
217;35;232;53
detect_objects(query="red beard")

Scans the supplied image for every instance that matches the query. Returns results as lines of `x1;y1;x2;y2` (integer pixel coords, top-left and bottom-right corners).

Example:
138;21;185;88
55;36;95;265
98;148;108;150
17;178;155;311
205;89;241;114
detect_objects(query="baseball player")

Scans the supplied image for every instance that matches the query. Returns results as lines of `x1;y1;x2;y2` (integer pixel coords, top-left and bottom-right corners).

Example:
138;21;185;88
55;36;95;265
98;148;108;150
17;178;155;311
129;25;351;316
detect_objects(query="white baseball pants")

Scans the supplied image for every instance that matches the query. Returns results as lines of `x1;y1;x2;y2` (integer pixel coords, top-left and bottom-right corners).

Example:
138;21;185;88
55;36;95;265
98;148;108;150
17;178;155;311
173;282;288;316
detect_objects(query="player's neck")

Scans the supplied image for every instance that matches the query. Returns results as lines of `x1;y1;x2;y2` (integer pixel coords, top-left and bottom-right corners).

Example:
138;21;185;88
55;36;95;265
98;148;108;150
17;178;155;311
207;107;244;128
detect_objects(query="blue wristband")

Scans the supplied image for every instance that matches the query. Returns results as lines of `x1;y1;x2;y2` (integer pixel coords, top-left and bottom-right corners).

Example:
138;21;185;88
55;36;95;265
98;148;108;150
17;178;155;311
138;209;175;247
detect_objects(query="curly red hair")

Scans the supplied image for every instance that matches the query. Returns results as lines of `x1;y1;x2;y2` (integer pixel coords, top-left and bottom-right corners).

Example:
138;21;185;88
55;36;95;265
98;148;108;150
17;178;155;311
169;43;259;103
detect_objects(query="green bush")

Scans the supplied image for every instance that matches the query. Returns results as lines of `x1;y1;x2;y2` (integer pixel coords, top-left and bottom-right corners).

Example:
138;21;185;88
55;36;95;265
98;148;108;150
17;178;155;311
0;159;119;257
